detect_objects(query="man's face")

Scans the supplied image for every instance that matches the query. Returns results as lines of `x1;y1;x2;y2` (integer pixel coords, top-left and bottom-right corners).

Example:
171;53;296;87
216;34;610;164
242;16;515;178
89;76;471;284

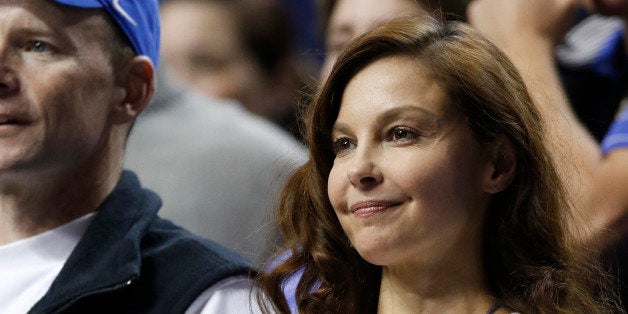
0;0;125;177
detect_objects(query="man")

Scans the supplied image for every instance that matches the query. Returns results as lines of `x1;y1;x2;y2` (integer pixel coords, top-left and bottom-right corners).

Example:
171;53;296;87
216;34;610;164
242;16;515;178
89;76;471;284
0;0;260;312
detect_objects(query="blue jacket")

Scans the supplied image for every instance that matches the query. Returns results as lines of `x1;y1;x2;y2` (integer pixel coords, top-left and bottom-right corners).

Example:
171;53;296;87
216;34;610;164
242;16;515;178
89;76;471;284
28;171;252;313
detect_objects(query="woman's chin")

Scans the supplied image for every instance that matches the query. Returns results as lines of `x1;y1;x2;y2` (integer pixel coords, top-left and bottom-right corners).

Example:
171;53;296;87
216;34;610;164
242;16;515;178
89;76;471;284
353;242;398;266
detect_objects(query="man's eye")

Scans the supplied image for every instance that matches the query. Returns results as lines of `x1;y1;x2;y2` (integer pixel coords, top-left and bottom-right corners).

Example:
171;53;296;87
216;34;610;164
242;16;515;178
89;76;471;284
25;41;53;53
332;137;356;156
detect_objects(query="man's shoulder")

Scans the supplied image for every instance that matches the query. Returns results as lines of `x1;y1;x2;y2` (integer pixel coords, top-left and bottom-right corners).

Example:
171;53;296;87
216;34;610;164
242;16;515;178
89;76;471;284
130;216;254;310
141;216;252;273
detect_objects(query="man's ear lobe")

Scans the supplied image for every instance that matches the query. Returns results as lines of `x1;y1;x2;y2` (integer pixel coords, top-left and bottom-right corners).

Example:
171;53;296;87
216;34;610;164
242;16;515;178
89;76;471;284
111;56;155;124
483;136;517;194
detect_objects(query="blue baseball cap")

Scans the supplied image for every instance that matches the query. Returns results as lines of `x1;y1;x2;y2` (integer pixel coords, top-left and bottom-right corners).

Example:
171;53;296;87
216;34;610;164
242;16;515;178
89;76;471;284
51;0;160;66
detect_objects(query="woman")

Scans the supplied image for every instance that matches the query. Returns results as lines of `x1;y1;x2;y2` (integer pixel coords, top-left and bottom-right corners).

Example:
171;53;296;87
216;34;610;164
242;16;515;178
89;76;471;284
258;16;617;313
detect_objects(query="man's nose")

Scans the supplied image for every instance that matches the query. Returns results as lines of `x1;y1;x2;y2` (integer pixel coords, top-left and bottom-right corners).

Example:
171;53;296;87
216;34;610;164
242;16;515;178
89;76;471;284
0;44;19;97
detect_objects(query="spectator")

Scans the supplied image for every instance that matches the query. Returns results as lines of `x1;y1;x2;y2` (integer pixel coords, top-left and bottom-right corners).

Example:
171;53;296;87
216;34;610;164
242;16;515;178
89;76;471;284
468;0;628;248
160;0;304;139
0;0;261;312
468;0;628;306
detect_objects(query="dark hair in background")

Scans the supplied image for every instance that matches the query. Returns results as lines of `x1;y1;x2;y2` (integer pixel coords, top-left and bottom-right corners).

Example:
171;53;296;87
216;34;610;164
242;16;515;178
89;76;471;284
258;15;619;313
233;0;294;78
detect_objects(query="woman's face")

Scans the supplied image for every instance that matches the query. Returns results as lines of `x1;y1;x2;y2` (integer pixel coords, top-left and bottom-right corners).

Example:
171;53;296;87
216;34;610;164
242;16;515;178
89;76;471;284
321;0;424;80
327;55;493;268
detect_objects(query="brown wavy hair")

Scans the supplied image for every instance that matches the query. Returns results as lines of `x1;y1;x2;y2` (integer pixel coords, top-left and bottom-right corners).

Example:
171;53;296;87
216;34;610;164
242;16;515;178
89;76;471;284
258;16;618;313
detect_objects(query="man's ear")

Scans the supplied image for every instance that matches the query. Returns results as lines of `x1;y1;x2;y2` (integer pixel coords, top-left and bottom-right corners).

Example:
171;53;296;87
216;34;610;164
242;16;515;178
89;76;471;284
111;56;155;124
482;136;517;194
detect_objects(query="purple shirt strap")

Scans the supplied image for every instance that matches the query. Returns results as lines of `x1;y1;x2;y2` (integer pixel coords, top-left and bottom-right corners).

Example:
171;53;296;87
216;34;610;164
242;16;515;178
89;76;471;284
601;105;628;154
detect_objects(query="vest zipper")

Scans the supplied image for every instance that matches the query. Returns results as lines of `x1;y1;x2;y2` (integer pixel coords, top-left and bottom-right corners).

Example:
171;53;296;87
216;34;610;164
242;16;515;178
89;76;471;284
53;276;137;313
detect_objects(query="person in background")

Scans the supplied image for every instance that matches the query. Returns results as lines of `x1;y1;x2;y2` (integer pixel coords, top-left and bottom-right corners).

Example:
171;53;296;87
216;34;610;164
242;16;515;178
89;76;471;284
125;67;306;265
258;16;619;313
160;0;304;139
555;3;626;141
0;0;261;312
467;0;628;304
469;0;628;248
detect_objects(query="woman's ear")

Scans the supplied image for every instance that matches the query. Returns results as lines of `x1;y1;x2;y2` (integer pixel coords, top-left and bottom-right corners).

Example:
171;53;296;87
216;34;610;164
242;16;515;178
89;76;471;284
111;56;155;124
482;136;517;194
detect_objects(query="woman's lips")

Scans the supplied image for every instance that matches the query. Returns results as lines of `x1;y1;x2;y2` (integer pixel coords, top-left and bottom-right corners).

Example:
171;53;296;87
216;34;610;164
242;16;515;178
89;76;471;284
350;200;401;217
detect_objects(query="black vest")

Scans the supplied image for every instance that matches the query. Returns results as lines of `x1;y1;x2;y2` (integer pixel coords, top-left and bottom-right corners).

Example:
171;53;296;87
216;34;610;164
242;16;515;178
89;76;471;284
29;171;253;314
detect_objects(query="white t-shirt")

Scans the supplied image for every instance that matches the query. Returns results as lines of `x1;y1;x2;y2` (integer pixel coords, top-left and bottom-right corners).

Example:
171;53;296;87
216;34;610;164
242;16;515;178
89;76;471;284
0;214;263;313
0;213;96;314
186;276;263;314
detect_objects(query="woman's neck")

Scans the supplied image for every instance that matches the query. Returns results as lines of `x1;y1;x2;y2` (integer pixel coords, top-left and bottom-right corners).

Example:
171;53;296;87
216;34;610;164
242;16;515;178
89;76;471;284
377;260;495;314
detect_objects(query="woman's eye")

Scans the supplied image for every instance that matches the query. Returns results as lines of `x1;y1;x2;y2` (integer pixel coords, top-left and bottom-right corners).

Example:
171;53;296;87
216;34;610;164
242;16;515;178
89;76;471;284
332;137;356;156
390;127;419;142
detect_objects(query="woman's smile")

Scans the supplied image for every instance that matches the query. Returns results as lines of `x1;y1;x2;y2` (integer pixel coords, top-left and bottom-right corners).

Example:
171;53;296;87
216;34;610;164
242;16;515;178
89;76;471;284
349;199;403;217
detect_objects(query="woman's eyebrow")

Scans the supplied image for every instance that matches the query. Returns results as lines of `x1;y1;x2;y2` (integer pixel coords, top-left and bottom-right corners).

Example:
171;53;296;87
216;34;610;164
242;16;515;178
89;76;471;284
331;122;352;137
376;105;442;126
330;104;446;138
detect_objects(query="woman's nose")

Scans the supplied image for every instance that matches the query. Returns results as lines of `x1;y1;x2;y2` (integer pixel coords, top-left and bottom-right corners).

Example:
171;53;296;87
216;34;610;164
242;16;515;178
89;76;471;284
347;148;383;190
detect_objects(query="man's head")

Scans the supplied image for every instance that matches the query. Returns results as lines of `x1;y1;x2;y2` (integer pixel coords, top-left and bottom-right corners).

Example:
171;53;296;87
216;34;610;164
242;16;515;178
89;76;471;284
0;0;157;178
